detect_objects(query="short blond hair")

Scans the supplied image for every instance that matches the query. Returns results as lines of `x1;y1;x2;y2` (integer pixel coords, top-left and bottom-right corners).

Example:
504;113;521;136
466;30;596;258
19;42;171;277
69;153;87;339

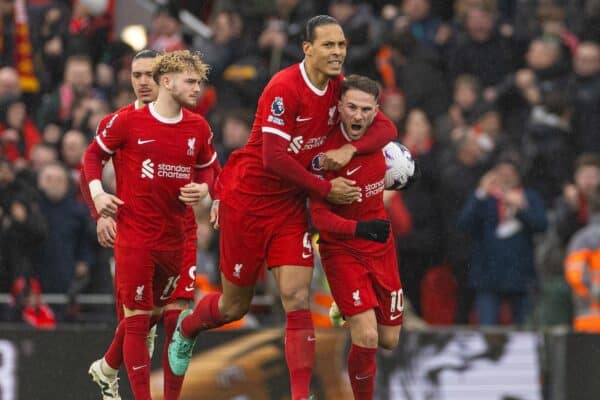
152;50;209;84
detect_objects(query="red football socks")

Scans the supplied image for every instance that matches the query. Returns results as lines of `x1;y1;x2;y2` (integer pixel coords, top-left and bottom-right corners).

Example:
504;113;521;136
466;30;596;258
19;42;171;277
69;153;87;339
348;344;377;400
104;319;125;369
162;309;185;400
180;292;225;338
123;314;151;400
285;309;315;400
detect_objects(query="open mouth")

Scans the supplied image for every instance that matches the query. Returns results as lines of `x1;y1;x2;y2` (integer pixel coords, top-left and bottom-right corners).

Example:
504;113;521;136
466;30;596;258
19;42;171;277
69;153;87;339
328;60;342;67
350;123;362;131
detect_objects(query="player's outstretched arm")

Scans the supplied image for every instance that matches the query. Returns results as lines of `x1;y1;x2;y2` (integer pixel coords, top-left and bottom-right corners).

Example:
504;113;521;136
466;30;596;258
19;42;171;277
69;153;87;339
262;131;333;198
310;197;390;243
322;111;398;171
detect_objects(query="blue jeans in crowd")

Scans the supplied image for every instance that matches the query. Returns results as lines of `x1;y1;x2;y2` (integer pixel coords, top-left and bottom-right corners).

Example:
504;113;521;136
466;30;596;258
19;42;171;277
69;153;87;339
476;291;530;325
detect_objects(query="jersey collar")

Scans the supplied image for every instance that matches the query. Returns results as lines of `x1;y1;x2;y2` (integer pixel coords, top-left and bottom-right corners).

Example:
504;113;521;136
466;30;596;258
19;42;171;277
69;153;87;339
300;61;327;97
149;102;183;124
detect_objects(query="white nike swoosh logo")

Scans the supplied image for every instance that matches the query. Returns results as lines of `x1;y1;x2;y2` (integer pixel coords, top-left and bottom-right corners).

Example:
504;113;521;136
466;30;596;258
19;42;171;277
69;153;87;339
346;166;362;176
184;285;195;292
132;365;147;371
296;116;312;122
390;314;402;320
138;139;156;144
302;252;312;259
307;336;316;341
355;375;372;381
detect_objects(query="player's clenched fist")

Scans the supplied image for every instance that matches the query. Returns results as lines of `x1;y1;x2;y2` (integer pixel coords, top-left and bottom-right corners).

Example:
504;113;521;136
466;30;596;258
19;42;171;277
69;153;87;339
179;182;209;205
322;143;356;171
93;192;124;218
327;176;362;205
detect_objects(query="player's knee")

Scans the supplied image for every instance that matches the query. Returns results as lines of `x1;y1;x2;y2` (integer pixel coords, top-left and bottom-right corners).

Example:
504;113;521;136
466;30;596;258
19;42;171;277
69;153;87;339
354;326;379;348
279;287;310;310
379;332;400;350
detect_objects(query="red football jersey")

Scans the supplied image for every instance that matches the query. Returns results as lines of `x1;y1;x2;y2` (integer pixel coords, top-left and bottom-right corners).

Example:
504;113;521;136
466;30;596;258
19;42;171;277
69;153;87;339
310;124;393;256
94;103;216;250
219;62;343;218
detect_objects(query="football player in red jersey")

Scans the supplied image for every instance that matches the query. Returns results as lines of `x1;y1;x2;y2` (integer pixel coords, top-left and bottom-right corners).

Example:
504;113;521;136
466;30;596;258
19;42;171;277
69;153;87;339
310;75;403;400
168;15;397;400
83;50;218;400
82;50;212;400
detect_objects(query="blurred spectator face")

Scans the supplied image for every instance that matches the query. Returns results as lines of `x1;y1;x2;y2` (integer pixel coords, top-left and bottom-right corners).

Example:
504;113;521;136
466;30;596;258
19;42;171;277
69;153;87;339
338;88;378;140
258;19;288;51
212;11;242;45
455;129;483;166
30;144;58;173
329;1;356;24
475;110;501;137
574;43;600;78
403;109;432;150
495;162;520;190
465;8;494;42
131;57;158;104
0;0;13;15
43;123;62;146
380;89;405;124
222;116;251;149
526;39;560;70
112;86;136;109
153;11;180;37
0;160;15;186
403;0;431;20
0;67;21;97
304;23;347;79
38;164;69;202
454;77;479;110
61;130;87;167
5;100;26;129
64;58;93;95
575;165;600;195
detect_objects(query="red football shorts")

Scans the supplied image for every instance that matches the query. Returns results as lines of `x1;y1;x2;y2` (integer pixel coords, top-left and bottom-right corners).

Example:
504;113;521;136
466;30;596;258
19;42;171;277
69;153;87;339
219;201;314;286
114;245;183;312
170;234;197;301
320;245;403;326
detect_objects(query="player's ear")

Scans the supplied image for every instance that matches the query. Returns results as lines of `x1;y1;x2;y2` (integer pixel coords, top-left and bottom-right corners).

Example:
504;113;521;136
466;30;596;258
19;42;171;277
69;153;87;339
303;41;311;56
161;74;171;90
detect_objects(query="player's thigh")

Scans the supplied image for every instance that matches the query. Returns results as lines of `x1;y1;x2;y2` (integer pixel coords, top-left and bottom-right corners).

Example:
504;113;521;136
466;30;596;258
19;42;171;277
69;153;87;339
169;236;197;303
114;245;155;312
152;249;184;308
370;248;403;327
320;249;378;318
219;202;268;286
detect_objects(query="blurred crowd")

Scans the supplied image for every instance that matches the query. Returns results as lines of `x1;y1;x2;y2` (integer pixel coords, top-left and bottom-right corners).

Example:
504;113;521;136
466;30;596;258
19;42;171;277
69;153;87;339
1;0;600;331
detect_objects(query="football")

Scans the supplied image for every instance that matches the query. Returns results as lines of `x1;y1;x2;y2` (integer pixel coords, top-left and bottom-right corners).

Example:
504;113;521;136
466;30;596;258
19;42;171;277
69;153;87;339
383;142;416;190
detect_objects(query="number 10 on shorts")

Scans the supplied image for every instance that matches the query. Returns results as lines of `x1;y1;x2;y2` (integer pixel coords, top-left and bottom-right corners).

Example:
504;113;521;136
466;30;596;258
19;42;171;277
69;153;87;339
390;289;404;313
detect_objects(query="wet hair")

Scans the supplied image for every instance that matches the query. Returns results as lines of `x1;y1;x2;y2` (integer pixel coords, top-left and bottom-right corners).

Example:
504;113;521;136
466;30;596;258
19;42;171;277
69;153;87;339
303;15;340;43
134;49;160;60
152;50;209;84
341;74;380;102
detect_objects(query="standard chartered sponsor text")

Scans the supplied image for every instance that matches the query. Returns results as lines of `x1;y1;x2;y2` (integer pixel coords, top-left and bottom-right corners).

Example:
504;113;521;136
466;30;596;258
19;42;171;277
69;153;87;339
158;163;191;179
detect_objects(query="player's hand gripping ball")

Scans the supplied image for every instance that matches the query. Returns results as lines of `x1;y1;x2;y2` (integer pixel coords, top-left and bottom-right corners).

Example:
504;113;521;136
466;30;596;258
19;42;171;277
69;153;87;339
383;142;417;190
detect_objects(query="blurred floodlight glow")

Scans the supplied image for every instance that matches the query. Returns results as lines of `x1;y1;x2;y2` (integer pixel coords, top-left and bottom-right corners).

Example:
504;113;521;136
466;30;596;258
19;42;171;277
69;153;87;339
121;25;148;51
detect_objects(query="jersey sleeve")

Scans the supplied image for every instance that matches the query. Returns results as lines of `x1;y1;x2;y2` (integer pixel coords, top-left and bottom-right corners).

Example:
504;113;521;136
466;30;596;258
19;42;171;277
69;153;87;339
258;82;299;144
94;111;128;155
310;195;357;237
194;119;218;169
83;112;128;183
